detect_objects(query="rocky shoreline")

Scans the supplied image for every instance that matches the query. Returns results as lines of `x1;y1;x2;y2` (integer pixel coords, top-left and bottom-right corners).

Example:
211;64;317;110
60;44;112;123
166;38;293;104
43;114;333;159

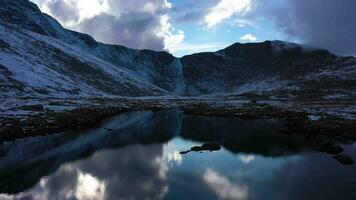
0;98;355;164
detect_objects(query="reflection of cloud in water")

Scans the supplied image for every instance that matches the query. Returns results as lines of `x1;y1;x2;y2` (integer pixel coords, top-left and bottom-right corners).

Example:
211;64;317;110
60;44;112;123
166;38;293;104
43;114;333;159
157;144;183;179
22;170;106;200
240;154;255;164
1;143;183;200
204;168;248;200
75;172;106;200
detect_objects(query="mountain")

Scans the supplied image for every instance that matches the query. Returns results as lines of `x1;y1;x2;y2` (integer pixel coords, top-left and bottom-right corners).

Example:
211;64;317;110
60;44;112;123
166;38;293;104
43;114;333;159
0;0;174;97
0;0;355;99
182;41;356;98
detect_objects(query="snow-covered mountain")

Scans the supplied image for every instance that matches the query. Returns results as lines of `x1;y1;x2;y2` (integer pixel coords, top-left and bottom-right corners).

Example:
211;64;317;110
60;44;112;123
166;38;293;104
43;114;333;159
0;0;355;98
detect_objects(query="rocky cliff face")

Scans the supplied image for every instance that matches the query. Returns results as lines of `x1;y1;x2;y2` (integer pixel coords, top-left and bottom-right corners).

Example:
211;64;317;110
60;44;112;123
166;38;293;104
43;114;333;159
0;0;355;99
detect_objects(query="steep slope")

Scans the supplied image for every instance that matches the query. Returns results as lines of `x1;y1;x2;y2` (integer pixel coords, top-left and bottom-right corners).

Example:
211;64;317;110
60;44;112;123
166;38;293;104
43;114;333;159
0;24;168;97
181;41;356;98
71;37;185;93
0;0;168;97
0;0;184;93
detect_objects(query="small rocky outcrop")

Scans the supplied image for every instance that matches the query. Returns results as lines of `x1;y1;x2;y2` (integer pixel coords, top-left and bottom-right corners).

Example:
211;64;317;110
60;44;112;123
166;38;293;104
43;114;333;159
180;142;221;154
315;145;344;155
333;154;354;165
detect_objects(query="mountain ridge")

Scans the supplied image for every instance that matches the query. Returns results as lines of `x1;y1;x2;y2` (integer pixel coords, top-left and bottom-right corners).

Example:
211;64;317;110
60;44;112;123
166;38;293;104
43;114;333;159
0;0;355;98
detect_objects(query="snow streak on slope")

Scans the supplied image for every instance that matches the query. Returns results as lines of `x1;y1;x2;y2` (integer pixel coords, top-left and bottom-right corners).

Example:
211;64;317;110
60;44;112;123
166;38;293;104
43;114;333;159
0;23;166;97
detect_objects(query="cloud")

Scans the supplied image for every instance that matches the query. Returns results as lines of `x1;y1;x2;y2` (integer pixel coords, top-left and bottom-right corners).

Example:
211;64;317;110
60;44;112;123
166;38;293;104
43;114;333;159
31;0;184;51
205;0;253;27
240;33;257;42
172;0;256;28
77;12;167;50
40;0;80;26
272;0;356;56
33;0;103;26
171;0;219;23
30;0;356;56
158;15;185;52
233;18;255;28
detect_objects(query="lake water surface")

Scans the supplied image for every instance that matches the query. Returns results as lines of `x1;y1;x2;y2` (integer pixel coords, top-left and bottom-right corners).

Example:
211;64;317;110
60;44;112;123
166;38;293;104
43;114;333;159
0;110;356;200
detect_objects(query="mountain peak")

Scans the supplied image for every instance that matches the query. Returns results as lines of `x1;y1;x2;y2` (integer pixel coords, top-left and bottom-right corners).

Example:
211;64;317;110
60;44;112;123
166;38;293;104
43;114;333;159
225;40;301;53
221;40;336;61
0;0;62;37
0;0;38;10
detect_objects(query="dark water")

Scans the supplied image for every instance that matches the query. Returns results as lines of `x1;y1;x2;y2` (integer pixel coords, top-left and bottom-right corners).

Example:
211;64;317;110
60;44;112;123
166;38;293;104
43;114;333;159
0;110;356;200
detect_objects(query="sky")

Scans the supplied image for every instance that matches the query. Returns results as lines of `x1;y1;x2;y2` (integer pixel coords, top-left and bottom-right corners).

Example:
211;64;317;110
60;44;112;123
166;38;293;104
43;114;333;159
30;0;356;57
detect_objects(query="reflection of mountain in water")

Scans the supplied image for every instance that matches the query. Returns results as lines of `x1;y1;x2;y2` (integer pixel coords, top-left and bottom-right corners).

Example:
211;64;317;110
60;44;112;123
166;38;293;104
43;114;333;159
0;110;182;194
0;110;301;194
181;115;302;156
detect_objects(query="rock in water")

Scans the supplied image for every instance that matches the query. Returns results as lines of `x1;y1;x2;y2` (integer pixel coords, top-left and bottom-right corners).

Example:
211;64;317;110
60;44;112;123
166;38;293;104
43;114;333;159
315;145;344;155
180;142;221;154
200;142;221;151
333;154;354;165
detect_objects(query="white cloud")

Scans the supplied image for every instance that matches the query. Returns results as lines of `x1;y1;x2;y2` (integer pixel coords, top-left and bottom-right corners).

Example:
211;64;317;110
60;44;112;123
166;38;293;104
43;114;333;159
75;172;106;200
204;168;249;200
30;0;184;51
156;144;183;180
157;15;186;52
240;33;257;42
33;0;103;27
205;0;253;27
76;0;103;21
